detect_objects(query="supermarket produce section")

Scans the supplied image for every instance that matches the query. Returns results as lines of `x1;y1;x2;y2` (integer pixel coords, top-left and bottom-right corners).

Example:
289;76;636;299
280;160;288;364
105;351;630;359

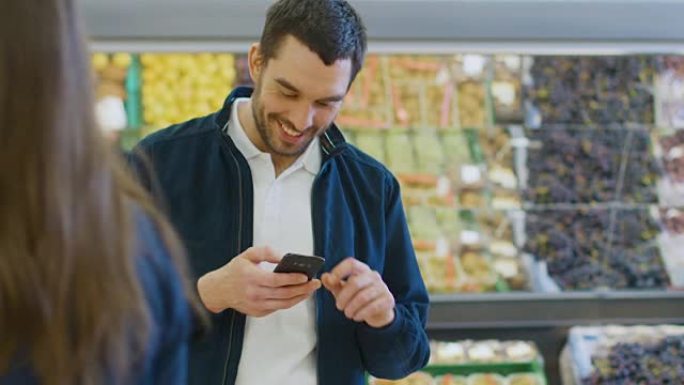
92;51;684;384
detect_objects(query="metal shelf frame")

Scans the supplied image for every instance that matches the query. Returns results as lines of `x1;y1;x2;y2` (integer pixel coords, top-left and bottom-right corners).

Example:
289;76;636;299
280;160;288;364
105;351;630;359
84;0;684;54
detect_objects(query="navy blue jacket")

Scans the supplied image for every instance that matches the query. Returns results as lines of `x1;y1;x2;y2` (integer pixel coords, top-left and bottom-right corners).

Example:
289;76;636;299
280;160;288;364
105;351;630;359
133;87;430;385
0;213;193;385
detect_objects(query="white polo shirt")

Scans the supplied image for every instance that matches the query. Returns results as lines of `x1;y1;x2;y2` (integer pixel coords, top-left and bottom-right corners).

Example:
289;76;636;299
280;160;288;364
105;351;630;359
228;98;319;385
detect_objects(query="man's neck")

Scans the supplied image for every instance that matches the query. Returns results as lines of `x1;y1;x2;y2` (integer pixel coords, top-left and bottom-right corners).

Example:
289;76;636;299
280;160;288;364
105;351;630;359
237;99;297;176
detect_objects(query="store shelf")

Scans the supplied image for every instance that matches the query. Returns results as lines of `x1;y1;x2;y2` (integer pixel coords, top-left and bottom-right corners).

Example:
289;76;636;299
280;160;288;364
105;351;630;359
83;0;684;54
428;292;684;384
428;291;684;330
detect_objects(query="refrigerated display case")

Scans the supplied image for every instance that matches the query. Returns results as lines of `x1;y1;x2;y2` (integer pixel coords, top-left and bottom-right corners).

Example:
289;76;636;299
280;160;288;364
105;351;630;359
83;1;684;383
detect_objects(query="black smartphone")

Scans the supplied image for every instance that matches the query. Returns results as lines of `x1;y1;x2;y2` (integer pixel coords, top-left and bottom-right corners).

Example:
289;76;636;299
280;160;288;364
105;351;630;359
273;253;325;281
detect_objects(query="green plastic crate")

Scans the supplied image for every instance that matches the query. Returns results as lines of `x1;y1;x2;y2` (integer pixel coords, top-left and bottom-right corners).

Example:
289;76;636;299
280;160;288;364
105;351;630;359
367;360;548;385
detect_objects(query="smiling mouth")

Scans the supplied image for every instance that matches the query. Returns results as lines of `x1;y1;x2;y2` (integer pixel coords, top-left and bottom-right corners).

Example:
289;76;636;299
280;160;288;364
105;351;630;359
278;119;304;138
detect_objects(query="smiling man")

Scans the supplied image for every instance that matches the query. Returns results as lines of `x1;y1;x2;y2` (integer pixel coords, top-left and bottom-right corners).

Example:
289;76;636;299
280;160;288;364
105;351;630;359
131;1;430;384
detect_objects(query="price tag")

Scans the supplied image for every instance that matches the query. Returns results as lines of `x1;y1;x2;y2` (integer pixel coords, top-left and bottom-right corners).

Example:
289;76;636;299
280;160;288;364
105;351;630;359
435;238;450;258
510;137;530;148
435;66;450;86
503;55;521;71
461;165;482;185
492;81;516;106
461;230;481;245
436;176;451;197
493;258;519;278
95;96;127;132
463;54;485;77
668;146;684;160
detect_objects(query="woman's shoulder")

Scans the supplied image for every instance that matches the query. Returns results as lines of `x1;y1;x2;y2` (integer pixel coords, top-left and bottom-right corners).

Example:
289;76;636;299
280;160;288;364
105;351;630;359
131;209;192;343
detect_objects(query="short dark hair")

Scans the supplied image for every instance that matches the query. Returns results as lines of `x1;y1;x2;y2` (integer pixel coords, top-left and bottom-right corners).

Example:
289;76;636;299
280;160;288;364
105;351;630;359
260;0;367;84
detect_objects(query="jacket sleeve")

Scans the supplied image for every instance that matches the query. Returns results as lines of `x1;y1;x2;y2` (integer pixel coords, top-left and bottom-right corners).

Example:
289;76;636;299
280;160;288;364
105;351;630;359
355;174;431;379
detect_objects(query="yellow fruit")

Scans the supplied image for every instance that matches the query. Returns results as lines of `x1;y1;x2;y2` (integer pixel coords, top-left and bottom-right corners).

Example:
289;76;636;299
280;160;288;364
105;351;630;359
140;53;236;125
112;53;132;68
209;62;222;75
217;54;235;68
221;68;237;82
142;71;157;84
197;53;213;64
91;53;109;71
140;54;157;66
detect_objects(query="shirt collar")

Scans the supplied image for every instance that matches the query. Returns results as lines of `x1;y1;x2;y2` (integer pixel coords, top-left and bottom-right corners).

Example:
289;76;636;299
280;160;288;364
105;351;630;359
227;98;264;160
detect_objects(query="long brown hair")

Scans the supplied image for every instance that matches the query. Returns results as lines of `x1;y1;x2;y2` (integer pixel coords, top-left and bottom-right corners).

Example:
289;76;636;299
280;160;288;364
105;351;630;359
0;1;201;384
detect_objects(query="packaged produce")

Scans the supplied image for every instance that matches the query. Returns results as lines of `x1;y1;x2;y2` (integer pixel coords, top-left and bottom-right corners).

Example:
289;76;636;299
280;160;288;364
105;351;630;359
584;337;684;384
386;131;418;174
435;374;467;385
659;129;684;183
660;207;684;234
508;373;543;385
526;56;654;125
492;55;523;124
354;131;386;163
655;56;684;128
457;81;487;129
415;131;446;174
525;128;659;204
369;371;433;385
525;209;670;290
339;55;392;129
468;373;505;385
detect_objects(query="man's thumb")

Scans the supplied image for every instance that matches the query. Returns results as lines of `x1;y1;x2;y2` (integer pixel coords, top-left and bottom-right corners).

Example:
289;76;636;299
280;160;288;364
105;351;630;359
241;246;282;264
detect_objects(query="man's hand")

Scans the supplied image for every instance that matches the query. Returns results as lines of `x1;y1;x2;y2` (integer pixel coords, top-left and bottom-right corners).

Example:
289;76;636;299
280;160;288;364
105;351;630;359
321;257;395;328
197;246;321;316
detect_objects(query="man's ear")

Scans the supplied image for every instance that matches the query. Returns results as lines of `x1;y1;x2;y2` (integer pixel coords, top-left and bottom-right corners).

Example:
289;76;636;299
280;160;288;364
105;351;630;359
247;43;264;82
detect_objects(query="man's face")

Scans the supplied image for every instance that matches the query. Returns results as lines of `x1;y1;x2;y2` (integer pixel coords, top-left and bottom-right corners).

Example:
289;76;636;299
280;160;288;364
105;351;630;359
249;35;352;159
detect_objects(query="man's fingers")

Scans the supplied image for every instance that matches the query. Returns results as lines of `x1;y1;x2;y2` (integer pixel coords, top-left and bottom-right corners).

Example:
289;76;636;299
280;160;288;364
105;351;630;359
334;273;374;310
343;284;381;319
328;257;370;281
260;271;309;287
263;279;321;300
321;273;342;293
352;295;395;323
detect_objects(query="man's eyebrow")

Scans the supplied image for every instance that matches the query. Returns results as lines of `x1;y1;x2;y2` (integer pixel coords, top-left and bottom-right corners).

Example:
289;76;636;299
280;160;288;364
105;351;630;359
275;78;300;93
275;77;345;103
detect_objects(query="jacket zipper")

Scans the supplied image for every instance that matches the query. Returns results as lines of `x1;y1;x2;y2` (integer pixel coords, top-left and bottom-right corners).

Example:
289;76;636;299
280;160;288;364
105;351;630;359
221;129;244;385
312;140;334;384
312;166;324;385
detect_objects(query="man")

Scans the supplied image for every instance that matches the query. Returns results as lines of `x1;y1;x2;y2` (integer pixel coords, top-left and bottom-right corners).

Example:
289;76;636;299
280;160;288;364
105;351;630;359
132;1;430;384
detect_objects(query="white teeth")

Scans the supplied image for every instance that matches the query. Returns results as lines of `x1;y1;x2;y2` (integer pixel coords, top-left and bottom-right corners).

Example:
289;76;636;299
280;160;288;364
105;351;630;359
280;121;303;137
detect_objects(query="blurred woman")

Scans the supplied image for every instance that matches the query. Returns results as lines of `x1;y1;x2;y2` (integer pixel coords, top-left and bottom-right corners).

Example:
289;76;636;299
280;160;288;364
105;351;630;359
0;1;203;384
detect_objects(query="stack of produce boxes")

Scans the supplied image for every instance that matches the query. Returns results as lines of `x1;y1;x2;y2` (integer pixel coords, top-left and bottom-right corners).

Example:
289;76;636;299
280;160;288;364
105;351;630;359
110;51;683;292
522;56;672;291
342;54;526;293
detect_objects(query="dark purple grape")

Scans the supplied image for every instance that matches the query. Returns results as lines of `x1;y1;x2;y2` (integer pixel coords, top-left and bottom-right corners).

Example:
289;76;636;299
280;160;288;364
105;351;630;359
525;209;670;290
583;336;684;384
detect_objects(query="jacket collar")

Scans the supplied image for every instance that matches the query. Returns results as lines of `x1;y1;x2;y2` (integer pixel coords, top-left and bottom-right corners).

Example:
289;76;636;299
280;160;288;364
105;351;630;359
214;87;348;162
